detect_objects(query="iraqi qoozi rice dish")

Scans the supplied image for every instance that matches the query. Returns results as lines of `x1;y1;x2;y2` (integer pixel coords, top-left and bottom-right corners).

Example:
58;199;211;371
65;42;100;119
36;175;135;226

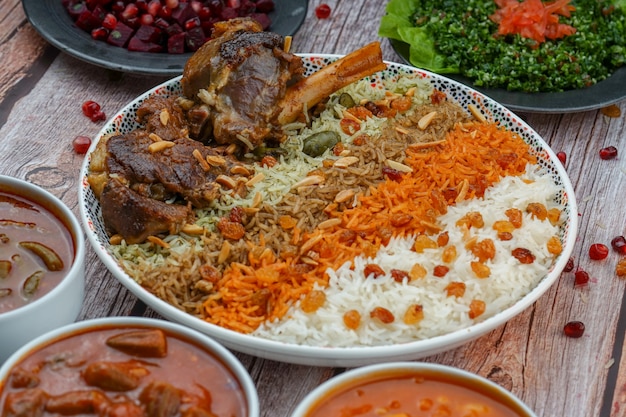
83;20;574;350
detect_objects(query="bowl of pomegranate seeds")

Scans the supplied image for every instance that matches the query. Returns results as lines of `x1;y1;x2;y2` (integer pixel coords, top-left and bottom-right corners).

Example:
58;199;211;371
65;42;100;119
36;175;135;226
22;0;307;76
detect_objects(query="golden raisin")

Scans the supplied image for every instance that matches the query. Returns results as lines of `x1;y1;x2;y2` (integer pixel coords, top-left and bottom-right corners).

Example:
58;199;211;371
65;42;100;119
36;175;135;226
437;231;450;247
442;246;457;263
300;290;326;313
403;304;424;325
332;142;345;156
493;220;515;234
457;211;484;229
505;208;523;228
601;104;621;118
390;96;412;112
414;235;438;253
526;202;548;220
471;238;496;262
498;232;513;241
199;264;221;283
433;265;449;277
217;218;245;240
445;282;466;298
279;215;297;230
616;258;626;278
352;134;368;146
409;264;427;280
343;309;361;329
547;208;561;226
547;236;563;255
470;261;491;278
340;118;360;135
390;213;413;227
512;247;536;264
469;299;486;319
370;307;395;324
364;264;385;278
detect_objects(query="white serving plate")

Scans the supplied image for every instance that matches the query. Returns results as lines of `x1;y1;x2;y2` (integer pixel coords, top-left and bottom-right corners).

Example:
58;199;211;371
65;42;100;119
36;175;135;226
78;55;578;367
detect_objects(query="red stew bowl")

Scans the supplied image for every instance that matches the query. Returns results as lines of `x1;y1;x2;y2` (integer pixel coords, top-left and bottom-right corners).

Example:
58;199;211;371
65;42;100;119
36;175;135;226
0;317;259;417
0;175;85;363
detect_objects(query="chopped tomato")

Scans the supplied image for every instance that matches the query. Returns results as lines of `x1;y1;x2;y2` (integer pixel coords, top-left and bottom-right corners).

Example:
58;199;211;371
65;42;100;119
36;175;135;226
490;0;576;45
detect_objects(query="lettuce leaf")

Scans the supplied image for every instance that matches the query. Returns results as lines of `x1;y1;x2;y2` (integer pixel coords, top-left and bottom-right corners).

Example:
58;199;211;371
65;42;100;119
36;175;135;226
378;0;460;73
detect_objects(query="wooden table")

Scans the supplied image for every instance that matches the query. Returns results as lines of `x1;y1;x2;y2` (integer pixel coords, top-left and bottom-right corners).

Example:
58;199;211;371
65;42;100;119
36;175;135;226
2;1;626;416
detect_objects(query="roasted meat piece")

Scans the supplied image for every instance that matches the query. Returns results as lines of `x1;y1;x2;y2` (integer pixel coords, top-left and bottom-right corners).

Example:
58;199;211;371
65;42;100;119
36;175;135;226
182;18;304;148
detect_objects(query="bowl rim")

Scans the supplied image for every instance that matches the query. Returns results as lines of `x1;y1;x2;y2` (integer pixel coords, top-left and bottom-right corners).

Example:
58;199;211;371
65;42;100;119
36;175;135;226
289;361;538;417
78;55;579;366
0;175;86;321
0;316;260;417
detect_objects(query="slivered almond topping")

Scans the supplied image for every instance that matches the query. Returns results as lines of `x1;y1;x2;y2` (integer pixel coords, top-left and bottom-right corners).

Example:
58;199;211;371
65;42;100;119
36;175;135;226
386;159;413;173
147;235;169;248
182;224;205;235
109;234;123;245
339;149;351;156
409;139;447;150
246;172;265;187
342;110;361;123
418;111;438;130
252;191;262;208
242;207;260;215
218;241;231;264
468;104;487;123
216;175;237;189
148;133;163;142
159;109;170;126
318;218;342;229
230;165;251;176
300;256;319;266
300;233;323;254
334;189;355;203
148;140;175;153
283;35;292;53
206;155;226;166
225;143;238;154
193;149;211;171
292;175;324;189
455;179;470;202
333;156;359;168
405;86;416;97
394;126;410;135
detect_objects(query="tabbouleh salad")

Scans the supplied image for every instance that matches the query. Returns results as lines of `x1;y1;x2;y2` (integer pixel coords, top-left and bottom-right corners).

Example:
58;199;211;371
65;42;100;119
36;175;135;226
379;0;626;92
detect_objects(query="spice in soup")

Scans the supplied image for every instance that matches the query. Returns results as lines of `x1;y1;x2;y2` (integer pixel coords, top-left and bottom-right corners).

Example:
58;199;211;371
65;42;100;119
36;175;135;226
0;191;75;314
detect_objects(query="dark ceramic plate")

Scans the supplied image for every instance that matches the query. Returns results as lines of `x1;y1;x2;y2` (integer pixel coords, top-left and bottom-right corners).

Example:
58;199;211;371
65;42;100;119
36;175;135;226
22;0;308;76
390;38;626;114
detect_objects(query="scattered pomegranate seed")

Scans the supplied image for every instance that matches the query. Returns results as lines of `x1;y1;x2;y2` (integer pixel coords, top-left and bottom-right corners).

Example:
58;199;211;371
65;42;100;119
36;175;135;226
589;243;609;260
555;151;566;165
563;321;585;338
563;257;575;272
574;270;589;287
102;13;118;30
315;4;332;19
91;27;109;41
599;146;618;160
82;100;106;122
611;236;626;255
72;136;92;154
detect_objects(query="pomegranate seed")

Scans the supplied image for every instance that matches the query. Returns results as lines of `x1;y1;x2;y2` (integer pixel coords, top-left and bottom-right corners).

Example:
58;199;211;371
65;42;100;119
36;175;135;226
91;27;109;41
140;14;154;26
111;1;125;13
121;3;139;20
611;236;626;255
574;270;589;287
82;100;101;118
165;0;179;9
556;151;566;165
589;243;609;260
563;321;585;338
135;0;148;12
185;17;201;30
191;0;203;12
563;257;575;272
147;0;161;16
102;13;117;30
90;111;106;122
198;6;212;20
72;136;92;154
315;4;331;19
599;146;618;160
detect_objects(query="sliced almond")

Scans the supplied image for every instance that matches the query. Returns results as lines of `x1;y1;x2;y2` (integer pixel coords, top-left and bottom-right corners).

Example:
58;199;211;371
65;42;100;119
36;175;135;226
386;159;413;173
218;241;231;264
418;111;438;130
299;233;323;254
159;109;170;126
334;189;355;203
318;218;342;229
192;149;211;171
216;175;237;189
206;155;226;166
230;165;251;176
283;35;292;53
246;172;265;187
109;234;123;245
409;139;447;150
182;224;205;235
468;104;487;123
455;179;470;203
252;191;262;208
148;133;163;142
148;140;175;153
333;156;359;168
342;110;361;123
292;175;324;189
147;235;170;248
394;126;410;135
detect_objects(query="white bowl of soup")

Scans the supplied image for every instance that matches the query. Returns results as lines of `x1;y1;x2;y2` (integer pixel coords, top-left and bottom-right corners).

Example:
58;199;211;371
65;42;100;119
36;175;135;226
0;175;85;363
291;362;536;417
0;317;259;417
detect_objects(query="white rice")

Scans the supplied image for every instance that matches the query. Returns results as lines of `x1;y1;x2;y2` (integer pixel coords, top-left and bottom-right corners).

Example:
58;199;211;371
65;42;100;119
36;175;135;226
252;165;562;346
